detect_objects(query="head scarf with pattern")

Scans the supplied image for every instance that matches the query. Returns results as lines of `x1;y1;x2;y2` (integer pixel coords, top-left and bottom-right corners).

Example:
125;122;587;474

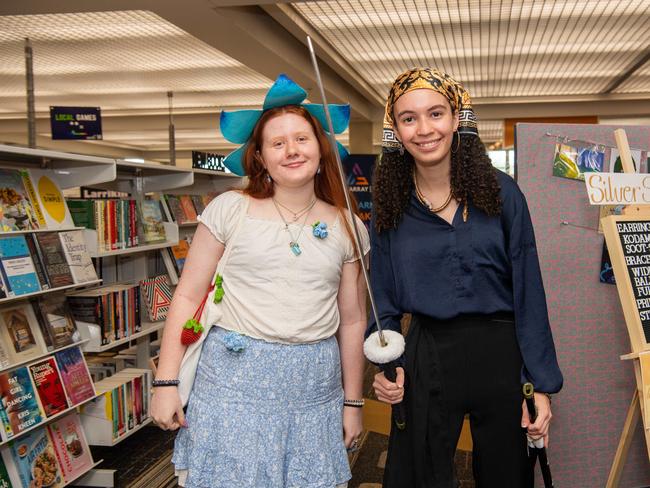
382;68;478;153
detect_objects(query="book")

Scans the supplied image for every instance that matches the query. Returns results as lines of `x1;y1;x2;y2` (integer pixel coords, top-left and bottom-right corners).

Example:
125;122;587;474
47;412;93;482
33;295;80;350
24;234;50;290
139;275;172;322
67;284;141;345
0;303;47;364
6;426;64;488
0;169;39;231
190;195;206;215
34;233;74;288
58;230;98;284
169;239;190;275
0;236;41;296
29;357;69;418
0;367;43;439
22;169;75;230
66;199;95;230
137;198;166;244
0;454;15;488
0;341;11;370
164;195;186;224
178;195;198;222
53;347;95;406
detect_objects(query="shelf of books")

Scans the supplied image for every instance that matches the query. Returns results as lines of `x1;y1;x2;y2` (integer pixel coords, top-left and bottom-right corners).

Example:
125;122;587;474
79;320;166;354
97;160;194;194
0;146;181;485
0;143;116;190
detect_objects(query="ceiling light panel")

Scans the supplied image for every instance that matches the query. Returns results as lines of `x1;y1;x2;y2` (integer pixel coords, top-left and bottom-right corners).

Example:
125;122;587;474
0;10;271;113
293;0;650;98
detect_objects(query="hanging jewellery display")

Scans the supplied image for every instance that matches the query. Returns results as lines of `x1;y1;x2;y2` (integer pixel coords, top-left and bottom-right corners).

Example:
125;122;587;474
272;197;316;256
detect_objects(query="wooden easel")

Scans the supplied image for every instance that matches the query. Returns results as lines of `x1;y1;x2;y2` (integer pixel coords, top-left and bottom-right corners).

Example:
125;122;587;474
603;129;650;487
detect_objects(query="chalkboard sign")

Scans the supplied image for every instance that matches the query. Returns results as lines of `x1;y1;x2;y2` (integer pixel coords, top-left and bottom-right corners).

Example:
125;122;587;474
603;214;650;351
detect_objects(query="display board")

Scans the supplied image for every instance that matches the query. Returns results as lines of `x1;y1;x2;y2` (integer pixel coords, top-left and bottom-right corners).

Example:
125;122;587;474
603;216;650;350
515;123;650;488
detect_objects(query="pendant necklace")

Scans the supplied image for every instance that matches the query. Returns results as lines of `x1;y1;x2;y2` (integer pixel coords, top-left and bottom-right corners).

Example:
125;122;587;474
413;172;453;213
272;197;316;256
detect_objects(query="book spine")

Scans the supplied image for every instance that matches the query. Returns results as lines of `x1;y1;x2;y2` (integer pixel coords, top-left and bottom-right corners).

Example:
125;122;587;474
134;285;141;332
129;199;137;247
20;171;45;229
25;235;50;290
95;200;104;253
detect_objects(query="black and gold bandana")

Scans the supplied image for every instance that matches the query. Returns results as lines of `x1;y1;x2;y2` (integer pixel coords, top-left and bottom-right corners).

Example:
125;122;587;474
382;68;478;152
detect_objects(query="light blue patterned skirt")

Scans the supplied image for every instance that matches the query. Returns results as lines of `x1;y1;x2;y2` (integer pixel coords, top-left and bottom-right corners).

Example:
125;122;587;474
172;327;351;488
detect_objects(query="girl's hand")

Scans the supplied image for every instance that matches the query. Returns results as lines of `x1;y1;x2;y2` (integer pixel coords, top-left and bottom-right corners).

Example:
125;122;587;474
522;392;552;447
151;387;186;431
343;406;363;450
373;367;405;404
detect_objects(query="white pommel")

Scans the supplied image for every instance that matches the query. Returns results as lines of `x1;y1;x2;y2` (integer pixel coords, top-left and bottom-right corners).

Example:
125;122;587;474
363;330;406;365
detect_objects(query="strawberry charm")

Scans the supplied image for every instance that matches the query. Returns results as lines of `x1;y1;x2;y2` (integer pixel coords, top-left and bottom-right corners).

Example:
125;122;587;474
180;273;225;346
181;319;204;345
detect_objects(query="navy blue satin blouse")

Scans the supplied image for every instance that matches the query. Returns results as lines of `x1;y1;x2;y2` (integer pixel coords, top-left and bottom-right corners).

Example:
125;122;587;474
368;170;563;393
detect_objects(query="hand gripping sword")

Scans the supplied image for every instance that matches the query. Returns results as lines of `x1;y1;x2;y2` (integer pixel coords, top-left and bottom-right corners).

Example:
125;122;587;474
523;383;554;488
306;37;406;430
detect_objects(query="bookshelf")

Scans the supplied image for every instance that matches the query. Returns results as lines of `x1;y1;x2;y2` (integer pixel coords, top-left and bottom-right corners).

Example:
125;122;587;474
0;146;244;486
0;389;100;448
0;339;88;374
80;320;165;353
0;146;115;487
0;279;102;304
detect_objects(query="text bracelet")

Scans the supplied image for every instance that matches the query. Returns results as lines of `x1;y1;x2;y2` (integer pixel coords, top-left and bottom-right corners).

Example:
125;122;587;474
344;399;365;408
152;379;180;387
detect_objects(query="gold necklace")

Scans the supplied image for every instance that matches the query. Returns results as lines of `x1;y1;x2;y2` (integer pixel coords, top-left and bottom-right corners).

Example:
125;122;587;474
274;197;316;222
413;172;453;213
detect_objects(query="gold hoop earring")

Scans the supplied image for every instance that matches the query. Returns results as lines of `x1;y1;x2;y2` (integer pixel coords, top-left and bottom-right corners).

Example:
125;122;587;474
451;131;460;154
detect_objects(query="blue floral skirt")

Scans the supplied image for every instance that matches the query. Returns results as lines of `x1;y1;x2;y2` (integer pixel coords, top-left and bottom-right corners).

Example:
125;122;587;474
172;327;351;488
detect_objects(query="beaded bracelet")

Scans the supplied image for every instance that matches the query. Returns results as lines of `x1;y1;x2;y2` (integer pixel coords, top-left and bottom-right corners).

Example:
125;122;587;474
343;399;364;408
152;379;180;387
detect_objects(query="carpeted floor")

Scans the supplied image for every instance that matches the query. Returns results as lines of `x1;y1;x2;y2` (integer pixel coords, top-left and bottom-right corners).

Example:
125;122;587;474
348;431;475;488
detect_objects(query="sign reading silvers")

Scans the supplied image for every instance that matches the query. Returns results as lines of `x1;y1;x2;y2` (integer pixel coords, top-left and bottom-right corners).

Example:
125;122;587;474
616;220;650;341
50;107;102;140
192;151;229;173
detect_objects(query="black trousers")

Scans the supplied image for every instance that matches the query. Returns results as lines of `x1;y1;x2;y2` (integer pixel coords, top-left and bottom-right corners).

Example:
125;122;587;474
383;314;533;488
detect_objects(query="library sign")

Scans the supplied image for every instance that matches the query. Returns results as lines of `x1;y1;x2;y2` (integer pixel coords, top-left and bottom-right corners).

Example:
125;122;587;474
50;106;102;140
191;151;230;173
585;172;650;205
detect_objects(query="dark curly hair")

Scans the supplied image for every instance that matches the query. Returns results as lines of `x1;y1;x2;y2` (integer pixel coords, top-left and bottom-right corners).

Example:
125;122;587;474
373;133;502;232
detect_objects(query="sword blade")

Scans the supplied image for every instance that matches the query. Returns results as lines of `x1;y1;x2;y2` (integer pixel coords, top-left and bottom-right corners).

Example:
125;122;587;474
306;36;387;346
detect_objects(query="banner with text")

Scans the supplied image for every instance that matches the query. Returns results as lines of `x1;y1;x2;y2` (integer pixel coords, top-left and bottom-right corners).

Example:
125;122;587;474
50;106;102;140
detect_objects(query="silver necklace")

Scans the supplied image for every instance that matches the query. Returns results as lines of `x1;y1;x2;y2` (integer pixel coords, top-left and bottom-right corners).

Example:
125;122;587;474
272;197;316;256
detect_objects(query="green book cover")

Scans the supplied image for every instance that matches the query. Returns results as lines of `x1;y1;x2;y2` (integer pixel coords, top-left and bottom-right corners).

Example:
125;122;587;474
66;199;96;229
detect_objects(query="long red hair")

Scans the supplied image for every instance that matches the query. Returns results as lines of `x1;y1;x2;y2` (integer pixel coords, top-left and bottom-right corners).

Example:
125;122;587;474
242;105;361;260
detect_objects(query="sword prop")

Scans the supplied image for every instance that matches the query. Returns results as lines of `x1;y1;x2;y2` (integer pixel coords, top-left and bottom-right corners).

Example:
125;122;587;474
523;383;554;488
306;36;406;430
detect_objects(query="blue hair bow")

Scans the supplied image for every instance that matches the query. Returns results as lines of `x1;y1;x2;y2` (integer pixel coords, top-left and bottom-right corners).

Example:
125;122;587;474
219;74;351;176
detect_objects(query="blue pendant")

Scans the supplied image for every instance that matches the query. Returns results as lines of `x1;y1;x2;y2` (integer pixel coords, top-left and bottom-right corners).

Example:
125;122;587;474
290;242;302;256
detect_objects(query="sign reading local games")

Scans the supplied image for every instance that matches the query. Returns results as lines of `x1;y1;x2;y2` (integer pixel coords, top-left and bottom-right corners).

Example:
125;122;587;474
50;107;102;140
585;172;650;205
